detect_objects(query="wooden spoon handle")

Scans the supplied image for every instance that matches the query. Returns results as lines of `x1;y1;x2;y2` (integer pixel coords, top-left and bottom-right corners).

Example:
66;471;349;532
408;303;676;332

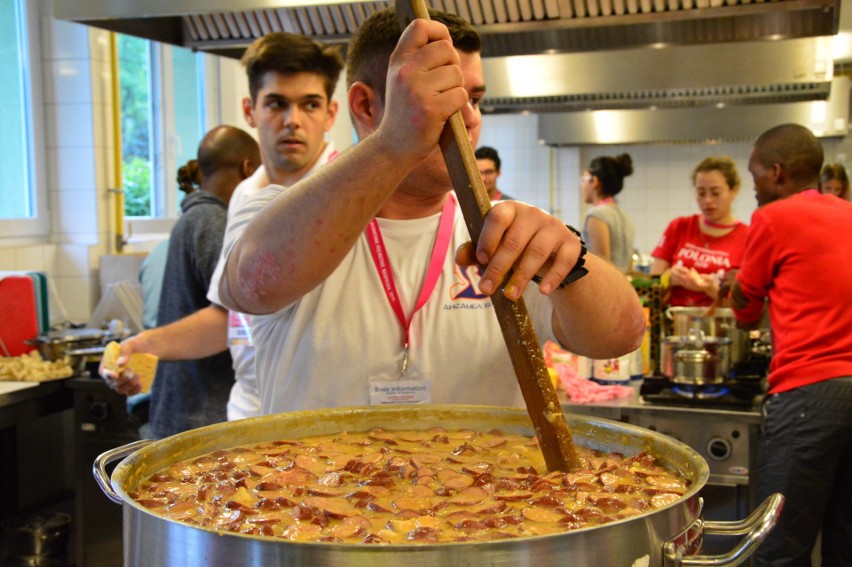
703;293;722;317
394;0;579;472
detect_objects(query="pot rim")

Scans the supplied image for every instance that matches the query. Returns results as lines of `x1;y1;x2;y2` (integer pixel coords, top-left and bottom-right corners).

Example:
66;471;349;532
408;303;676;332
666;306;735;318
676;350;711;362
108;404;710;548
662;335;732;345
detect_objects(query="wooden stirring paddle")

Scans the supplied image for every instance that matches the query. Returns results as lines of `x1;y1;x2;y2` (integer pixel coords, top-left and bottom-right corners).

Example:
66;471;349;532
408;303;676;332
395;0;580;472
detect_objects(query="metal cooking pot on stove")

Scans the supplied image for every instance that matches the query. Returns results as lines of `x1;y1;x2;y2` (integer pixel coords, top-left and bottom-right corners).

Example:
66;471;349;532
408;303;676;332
661;333;732;385
666;307;749;364
94;405;781;566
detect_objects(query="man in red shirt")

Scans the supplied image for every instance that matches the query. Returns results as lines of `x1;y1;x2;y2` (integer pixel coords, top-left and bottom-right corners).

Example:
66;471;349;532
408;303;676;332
728;123;852;566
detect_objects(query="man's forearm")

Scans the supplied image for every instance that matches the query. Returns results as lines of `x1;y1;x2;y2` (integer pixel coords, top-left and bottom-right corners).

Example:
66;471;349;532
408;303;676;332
221;135;420;315
731;280;765;331
550;253;645;359
134;305;229;360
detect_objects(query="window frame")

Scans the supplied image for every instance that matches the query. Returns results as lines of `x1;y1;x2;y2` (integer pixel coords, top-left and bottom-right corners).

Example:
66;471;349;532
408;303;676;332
0;20;219;245
124;42;213;242
0;0;48;243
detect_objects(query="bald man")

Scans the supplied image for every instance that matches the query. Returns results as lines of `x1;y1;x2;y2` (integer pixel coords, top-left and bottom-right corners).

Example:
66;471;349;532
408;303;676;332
146;125;260;438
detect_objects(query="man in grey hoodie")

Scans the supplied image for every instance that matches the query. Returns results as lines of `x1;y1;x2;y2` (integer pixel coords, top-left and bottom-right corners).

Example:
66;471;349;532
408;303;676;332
147;125;260;438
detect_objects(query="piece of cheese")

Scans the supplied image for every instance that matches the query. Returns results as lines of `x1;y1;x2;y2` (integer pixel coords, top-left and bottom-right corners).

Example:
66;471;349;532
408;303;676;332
689;267;704;286
102;341;158;394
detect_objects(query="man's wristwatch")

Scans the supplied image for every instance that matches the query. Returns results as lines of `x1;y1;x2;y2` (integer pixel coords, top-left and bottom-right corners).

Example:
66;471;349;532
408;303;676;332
532;224;589;289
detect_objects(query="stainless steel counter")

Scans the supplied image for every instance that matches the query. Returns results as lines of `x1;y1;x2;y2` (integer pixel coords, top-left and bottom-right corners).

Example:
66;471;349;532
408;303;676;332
560;382;762;425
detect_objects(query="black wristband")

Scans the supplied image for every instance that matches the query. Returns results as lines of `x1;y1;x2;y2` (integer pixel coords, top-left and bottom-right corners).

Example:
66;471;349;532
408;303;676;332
532;224;589;289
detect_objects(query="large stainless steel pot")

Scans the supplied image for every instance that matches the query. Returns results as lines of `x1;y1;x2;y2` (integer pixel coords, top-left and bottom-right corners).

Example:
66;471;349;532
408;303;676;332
661;335;732;385
94;405;782;567
666;307;749;364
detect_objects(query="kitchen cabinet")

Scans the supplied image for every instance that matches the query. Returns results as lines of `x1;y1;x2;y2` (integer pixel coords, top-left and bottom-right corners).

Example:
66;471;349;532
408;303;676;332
0;380;74;521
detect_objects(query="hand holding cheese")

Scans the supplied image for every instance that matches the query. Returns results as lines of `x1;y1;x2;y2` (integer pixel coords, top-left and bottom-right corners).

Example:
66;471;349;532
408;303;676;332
670;264;713;291
688;267;705;286
100;341;158;395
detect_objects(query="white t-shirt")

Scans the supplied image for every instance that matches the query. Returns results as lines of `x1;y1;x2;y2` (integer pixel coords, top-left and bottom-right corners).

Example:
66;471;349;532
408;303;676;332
208;143;339;420
220;190;559;415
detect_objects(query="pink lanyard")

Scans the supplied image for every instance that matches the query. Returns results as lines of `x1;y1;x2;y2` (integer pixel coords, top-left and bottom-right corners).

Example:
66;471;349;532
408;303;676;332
365;195;456;375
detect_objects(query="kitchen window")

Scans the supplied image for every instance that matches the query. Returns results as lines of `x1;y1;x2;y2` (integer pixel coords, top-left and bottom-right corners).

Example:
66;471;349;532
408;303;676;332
0;0;48;238
118;36;207;221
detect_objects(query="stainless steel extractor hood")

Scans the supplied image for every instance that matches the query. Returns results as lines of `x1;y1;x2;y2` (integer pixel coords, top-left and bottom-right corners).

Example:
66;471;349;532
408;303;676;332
54;0;840;60
53;0;842;115
537;76;850;145
481;36;835;113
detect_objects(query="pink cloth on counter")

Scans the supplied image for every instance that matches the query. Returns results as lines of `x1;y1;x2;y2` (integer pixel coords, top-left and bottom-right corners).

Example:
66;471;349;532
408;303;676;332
553;363;634;404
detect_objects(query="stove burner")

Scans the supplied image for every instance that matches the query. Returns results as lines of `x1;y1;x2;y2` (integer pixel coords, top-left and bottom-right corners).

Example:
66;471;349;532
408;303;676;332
672;384;730;399
639;376;764;410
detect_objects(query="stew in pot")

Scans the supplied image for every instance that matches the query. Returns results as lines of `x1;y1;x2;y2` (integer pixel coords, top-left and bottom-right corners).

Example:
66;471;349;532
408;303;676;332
130;427;689;544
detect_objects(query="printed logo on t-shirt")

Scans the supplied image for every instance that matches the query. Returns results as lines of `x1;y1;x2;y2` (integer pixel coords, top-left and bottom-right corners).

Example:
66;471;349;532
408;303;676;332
674;243;733;271
450;265;489;300
443;265;492;311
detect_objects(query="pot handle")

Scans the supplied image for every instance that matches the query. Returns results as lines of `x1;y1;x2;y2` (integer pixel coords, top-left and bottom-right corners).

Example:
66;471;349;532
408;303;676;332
93;439;155;504
664;493;784;566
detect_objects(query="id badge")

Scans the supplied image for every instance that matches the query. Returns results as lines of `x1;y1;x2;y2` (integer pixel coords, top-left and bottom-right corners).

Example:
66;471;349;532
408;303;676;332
227;311;253;347
368;378;431;405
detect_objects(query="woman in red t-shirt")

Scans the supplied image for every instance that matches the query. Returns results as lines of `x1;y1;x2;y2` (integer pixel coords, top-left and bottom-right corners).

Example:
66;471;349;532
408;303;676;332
651;156;748;307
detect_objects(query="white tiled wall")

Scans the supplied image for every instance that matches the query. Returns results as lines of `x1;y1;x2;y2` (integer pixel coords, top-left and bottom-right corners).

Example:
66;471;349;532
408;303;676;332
0;1;106;323
478;114;579;220
578;142;759;254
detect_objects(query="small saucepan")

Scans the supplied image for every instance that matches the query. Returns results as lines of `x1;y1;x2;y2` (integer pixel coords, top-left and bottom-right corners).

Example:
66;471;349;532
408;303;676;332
661;334;732;385
666;307;749;364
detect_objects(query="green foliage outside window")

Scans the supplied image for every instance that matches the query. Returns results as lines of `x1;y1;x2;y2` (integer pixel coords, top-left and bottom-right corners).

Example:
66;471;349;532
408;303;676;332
118;34;152;217
123;156;151;217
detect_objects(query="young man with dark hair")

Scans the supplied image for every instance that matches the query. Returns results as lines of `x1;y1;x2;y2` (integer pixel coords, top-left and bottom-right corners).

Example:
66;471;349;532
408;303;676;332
102;33;344;428
218;9;644;415
475;146;512;200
